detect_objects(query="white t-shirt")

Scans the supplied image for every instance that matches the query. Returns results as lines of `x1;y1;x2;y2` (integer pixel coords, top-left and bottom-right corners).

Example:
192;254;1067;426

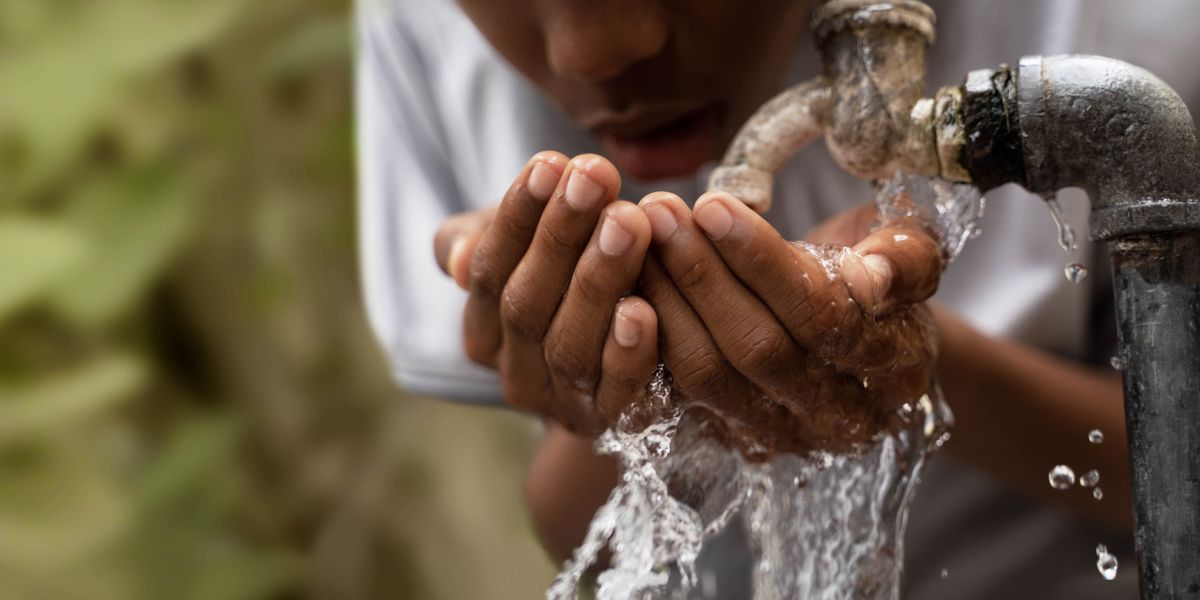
356;0;1200;596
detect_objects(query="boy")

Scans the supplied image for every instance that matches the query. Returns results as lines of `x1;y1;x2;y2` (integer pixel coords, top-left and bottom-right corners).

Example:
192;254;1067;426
357;0;1200;595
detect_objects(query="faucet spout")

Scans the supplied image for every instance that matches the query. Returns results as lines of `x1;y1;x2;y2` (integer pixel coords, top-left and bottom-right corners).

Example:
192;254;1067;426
708;0;969;212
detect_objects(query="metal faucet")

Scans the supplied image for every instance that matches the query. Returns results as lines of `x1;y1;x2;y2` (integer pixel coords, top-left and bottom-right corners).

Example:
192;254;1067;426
709;1;1200;597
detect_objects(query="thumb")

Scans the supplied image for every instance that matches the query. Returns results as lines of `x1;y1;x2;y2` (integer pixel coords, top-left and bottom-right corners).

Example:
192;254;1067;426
839;221;943;314
433;207;497;290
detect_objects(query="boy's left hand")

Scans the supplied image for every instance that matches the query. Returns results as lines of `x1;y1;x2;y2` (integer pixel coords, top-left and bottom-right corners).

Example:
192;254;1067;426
636;191;943;453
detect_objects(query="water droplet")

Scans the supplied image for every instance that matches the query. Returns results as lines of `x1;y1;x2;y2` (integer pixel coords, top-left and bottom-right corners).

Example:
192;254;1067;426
1045;196;1078;254
1080;469;1101;488
1089;429;1104;444
934;432;951;449
940;568;949;579
1049;465;1076;490
862;376;870;389
1093;487;1104;500
1110;355;1124;371
1065;263;1088;283
1096;544;1118;580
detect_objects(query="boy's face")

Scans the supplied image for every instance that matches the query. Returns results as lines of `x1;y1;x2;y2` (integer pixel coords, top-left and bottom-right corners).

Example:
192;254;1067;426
457;0;814;181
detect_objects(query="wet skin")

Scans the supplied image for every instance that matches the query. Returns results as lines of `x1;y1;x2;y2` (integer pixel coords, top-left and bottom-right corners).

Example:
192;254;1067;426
428;0;1132;557
435;153;944;454
431;1;945;452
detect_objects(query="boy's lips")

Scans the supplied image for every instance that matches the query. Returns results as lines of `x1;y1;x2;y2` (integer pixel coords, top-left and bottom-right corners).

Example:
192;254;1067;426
591;105;723;181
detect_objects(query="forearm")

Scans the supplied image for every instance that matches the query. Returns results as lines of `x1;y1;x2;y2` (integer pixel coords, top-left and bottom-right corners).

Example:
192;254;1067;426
523;422;618;563
931;304;1131;529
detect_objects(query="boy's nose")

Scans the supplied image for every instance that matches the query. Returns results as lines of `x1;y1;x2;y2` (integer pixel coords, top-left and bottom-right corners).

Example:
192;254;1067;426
543;2;668;83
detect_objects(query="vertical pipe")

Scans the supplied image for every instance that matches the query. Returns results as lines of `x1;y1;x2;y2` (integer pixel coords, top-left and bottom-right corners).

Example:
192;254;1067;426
1111;234;1200;599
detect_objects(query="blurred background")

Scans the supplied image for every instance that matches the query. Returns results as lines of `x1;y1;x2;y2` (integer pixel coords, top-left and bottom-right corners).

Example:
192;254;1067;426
0;0;555;598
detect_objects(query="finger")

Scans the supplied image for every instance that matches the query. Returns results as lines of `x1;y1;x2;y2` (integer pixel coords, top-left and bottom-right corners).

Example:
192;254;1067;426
434;208;496;289
691;191;865;360
640;192;806;395
841;219;943;313
463;151;567;365
640;256;805;444
595;296;659;425
544;200;651;404
501;155;621;345
638;256;738;406
498;155;621;432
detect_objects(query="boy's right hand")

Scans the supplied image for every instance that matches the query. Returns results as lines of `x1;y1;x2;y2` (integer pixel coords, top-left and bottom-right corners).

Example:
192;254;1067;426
434;153;659;435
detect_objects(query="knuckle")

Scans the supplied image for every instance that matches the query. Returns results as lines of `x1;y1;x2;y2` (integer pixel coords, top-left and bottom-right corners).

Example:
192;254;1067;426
499;287;546;341
537;220;578;257
673;347;728;396
544;334;595;390
468;252;504;299
572;264;614;305
744;241;777;274
734;326;794;378
797;280;849;334
676;257;714;290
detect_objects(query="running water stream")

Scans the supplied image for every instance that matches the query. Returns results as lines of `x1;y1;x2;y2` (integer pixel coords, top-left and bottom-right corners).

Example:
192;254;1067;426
548;174;983;599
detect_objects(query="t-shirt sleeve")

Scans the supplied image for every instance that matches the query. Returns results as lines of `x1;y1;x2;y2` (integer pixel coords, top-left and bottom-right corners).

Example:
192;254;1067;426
355;4;504;404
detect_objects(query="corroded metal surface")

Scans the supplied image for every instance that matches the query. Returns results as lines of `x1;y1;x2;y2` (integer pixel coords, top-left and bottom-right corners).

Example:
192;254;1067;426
960;66;1025;192
1017;55;1200;240
708;0;971;210
961;51;1200;600
1111;235;1200;599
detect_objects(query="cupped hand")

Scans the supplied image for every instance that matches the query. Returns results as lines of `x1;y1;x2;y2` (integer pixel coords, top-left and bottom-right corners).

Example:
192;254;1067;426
637;191;942;455
434;153;663;435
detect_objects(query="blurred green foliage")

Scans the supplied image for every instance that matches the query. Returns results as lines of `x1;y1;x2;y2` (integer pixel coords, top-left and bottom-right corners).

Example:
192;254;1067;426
0;1;553;598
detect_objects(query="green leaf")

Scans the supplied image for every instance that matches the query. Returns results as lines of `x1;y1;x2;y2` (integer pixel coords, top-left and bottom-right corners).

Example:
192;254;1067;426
0;217;87;322
46;164;193;326
0;0;249;202
0;354;146;441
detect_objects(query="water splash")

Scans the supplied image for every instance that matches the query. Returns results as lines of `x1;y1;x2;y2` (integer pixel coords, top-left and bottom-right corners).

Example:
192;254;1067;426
549;175;974;599
1096;544;1119;580
1049;465;1077;490
875;173;984;263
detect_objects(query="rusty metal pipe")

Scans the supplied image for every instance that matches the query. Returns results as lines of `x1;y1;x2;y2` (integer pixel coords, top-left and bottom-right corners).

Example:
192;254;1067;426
708;0;969;211
962;55;1200;599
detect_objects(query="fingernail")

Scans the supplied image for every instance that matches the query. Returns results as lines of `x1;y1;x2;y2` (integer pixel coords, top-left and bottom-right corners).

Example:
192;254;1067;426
694;199;734;240
528;162;558;201
863;254;894;299
613;305;641;348
599;217;634;256
565;169;603;211
448;236;470;290
645;204;678;243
